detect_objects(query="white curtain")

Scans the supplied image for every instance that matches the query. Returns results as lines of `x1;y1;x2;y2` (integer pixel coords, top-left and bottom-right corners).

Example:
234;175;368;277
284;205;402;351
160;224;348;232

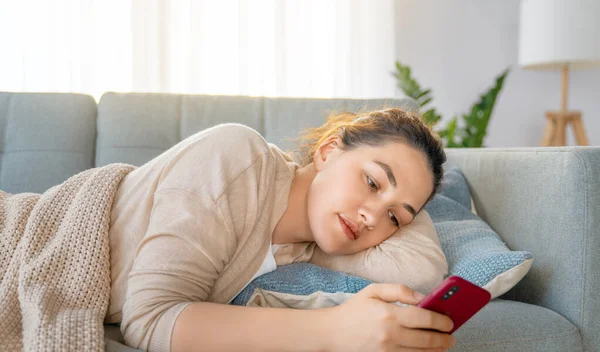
0;0;397;100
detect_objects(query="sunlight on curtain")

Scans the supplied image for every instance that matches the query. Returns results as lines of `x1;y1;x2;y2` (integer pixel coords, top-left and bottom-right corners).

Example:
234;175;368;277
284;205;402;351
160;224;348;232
0;0;132;100
0;0;396;100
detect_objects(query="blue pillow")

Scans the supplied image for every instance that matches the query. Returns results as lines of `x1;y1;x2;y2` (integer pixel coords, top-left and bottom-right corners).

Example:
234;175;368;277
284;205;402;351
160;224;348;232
231;262;371;306
424;166;533;299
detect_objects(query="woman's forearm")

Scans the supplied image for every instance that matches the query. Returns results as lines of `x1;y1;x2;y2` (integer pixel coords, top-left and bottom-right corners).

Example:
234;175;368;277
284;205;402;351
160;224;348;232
171;302;334;352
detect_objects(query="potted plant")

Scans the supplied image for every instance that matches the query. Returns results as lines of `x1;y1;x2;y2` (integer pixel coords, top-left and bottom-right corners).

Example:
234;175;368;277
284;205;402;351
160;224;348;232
393;61;508;148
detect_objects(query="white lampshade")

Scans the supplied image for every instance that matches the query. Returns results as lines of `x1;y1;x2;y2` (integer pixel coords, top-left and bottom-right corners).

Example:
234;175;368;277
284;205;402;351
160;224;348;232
519;0;600;70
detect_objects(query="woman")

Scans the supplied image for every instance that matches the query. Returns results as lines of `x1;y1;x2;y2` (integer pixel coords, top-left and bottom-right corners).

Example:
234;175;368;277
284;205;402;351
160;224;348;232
106;108;455;352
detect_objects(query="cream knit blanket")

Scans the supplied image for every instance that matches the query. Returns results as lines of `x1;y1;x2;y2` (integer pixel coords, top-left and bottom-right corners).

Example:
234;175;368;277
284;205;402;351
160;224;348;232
0;163;134;352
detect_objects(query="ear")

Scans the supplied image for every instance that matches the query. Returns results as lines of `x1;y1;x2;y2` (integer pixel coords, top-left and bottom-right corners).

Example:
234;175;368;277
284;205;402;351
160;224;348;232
313;134;342;171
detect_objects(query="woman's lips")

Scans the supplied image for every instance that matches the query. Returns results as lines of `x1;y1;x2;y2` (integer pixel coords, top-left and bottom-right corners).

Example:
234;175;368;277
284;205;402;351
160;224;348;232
339;215;357;240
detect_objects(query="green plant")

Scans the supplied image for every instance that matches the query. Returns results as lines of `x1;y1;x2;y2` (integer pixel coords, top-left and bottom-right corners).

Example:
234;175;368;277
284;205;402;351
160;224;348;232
392;61;508;148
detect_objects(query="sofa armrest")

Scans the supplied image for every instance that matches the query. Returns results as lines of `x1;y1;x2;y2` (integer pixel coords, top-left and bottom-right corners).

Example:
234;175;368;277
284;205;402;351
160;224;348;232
445;146;600;351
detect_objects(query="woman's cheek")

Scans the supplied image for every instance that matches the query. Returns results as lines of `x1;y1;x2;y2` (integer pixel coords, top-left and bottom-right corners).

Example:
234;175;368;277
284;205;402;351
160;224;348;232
308;186;334;246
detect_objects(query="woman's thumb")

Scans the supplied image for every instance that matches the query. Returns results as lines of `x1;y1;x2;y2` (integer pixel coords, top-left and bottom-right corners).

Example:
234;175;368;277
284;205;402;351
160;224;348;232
364;283;426;304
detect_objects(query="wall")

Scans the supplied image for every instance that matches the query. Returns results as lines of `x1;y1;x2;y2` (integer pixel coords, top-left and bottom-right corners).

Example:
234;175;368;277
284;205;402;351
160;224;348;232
394;0;599;147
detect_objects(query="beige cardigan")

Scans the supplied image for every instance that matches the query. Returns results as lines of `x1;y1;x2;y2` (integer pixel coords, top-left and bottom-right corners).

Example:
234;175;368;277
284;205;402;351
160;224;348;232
107;124;447;352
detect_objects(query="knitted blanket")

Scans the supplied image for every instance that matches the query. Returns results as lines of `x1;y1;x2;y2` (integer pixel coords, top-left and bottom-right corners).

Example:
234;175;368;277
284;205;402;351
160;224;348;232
0;163;134;352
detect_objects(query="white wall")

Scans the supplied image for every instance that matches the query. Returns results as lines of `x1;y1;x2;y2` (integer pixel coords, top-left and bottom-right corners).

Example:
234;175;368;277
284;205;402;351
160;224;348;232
394;0;600;147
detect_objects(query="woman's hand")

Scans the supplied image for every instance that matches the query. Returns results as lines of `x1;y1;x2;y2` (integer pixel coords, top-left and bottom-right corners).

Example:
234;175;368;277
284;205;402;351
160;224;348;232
324;283;456;352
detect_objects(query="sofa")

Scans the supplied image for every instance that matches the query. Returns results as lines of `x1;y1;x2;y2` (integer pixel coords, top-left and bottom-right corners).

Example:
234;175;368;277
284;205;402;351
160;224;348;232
1;91;598;352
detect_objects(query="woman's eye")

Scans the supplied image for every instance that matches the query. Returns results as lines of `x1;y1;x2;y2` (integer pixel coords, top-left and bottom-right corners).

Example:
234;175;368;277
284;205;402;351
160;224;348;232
389;211;400;227
367;175;378;191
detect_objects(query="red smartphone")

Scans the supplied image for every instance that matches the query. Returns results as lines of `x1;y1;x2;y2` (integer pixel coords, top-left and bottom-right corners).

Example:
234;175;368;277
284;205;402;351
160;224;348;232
417;276;491;334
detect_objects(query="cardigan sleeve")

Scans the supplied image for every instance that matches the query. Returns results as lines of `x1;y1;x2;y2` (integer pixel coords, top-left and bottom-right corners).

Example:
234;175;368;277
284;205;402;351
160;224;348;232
120;189;235;352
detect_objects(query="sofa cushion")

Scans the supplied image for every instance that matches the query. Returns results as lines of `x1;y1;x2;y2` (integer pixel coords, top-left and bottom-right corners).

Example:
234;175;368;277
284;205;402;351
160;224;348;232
455;299;582;351
96;93;418;168
0;92;96;193
104;324;142;352
96;93;183;167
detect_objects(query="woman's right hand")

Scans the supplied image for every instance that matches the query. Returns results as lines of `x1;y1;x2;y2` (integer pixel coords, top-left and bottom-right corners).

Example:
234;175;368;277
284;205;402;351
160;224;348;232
324;283;456;352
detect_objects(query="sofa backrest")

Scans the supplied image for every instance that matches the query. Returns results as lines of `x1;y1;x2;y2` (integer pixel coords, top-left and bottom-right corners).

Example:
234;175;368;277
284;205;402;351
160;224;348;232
95;93;418;166
0;91;417;194
0;92;97;194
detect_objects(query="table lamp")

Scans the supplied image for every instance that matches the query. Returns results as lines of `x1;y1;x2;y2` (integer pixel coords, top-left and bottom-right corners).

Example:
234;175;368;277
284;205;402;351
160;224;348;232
519;0;600;146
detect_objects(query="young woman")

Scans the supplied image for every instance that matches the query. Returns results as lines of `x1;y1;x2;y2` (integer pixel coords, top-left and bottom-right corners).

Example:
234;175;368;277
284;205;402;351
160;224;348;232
106;108;455;352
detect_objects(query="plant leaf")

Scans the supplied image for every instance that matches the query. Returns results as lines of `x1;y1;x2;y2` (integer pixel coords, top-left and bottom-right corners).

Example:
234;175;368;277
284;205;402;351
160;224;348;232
392;60;444;130
419;97;433;107
459;68;509;147
417;89;431;99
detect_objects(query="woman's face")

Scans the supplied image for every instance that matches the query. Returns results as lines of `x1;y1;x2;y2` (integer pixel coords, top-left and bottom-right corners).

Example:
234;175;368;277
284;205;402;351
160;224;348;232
307;136;434;255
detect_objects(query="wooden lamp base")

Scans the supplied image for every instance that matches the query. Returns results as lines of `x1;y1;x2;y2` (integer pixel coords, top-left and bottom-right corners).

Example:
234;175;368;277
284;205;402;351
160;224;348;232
541;66;590;147
541;111;589;146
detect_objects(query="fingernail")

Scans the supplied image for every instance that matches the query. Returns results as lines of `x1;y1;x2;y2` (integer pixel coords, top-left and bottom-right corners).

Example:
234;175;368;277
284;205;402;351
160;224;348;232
413;291;426;300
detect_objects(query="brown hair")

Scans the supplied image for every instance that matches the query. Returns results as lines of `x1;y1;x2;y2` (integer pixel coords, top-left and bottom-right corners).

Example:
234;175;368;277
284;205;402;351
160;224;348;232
292;108;447;205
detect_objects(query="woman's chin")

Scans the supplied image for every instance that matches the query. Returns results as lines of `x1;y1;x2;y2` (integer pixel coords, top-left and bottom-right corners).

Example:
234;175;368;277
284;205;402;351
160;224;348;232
314;237;353;255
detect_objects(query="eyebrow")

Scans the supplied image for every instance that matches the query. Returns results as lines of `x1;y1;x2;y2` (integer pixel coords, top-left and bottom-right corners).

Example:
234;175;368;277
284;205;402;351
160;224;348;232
374;160;397;187
373;160;417;220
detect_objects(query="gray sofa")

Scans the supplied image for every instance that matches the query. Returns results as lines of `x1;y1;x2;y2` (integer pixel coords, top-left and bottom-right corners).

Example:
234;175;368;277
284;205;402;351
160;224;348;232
1;91;598;352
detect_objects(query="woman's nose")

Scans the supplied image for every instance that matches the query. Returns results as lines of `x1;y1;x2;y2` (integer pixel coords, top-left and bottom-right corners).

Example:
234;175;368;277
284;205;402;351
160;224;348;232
359;202;385;228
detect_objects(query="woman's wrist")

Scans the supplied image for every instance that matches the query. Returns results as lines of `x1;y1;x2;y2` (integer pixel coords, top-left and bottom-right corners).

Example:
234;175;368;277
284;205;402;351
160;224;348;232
308;306;339;352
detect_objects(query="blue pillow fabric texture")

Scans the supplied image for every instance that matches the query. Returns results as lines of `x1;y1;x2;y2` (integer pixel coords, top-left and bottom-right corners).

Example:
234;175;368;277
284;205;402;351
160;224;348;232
231;262;371;306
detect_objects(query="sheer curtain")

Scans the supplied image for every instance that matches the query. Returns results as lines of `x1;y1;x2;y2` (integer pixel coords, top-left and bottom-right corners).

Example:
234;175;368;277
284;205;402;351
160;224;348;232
0;0;396;100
